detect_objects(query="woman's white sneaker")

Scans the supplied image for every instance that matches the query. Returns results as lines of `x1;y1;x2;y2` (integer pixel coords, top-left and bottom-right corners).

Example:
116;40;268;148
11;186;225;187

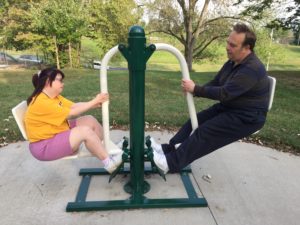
104;152;123;174
104;158;118;174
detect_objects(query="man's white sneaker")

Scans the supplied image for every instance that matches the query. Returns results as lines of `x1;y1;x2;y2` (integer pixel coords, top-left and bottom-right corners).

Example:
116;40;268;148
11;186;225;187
150;137;164;154
153;150;169;174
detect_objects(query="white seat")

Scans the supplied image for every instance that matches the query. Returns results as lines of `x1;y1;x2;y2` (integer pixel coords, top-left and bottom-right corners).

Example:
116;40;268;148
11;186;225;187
11;101;91;159
267;76;276;111
12;101;28;140
251;75;276;135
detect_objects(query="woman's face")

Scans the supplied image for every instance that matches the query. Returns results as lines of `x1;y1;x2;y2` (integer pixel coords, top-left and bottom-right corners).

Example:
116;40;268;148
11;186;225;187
52;74;64;93
49;73;64;95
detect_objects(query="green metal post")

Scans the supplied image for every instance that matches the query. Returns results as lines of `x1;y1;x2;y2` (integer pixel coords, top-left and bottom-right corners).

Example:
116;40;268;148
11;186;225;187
119;26;155;203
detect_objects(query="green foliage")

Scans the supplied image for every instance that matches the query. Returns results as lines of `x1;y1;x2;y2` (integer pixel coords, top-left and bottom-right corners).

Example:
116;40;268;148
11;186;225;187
194;41;227;64
255;29;286;66
0;0;140;67
88;0;140;57
0;0;33;50
237;0;300;45
30;0;86;41
29;0;89;67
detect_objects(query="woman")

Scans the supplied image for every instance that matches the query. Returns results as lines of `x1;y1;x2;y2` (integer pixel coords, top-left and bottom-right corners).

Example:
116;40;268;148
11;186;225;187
24;68;121;173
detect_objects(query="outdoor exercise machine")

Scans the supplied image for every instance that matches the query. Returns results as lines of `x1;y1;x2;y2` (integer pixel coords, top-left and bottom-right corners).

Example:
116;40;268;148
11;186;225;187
65;26;208;212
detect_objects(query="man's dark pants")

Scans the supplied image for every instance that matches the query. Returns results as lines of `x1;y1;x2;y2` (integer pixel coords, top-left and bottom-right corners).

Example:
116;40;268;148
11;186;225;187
163;103;266;173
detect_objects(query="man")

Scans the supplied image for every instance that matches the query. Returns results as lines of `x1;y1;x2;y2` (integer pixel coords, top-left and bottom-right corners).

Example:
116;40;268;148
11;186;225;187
152;23;270;174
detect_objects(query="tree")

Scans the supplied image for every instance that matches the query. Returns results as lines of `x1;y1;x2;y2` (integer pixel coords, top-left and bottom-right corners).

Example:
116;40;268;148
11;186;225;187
30;0;90;68
0;0;141;68
0;0;34;50
0;0;57;63
236;0;300;45
144;0;239;71
87;0;140;56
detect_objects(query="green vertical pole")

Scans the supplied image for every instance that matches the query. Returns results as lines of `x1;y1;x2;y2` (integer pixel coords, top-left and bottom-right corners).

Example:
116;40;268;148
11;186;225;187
119;26;155;203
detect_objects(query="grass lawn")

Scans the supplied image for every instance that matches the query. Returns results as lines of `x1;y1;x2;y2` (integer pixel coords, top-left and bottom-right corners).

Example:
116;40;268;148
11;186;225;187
0;45;299;153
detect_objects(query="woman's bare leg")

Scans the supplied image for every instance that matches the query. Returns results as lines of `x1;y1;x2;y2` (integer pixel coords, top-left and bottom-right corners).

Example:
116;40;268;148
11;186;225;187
75;115;103;139
68;115;122;173
69;126;108;160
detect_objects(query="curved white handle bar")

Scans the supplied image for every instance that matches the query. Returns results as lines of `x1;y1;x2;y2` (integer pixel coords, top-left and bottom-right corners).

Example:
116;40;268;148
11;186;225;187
100;46;121;154
100;44;199;153
155;43;198;130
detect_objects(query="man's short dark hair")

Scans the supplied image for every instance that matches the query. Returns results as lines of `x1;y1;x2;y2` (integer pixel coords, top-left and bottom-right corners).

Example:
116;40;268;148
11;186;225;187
233;23;256;51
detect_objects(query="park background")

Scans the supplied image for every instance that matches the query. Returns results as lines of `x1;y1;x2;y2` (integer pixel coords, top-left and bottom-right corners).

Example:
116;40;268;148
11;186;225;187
0;0;299;153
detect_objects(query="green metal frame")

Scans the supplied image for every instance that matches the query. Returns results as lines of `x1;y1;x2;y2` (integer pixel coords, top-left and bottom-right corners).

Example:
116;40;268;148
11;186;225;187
66;26;207;212
66;165;207;211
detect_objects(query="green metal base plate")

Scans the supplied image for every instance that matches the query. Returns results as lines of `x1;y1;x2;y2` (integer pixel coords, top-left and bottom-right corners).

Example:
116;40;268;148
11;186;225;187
124;180;150;194
66;167;208;212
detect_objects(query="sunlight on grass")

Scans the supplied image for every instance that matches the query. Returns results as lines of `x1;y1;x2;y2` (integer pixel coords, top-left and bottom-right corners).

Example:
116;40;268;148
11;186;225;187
148;51;178;64
0;77;8;84
269;45;300;71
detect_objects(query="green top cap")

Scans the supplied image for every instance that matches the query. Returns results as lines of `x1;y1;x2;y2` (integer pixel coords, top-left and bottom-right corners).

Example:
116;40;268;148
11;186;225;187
129;25;145;37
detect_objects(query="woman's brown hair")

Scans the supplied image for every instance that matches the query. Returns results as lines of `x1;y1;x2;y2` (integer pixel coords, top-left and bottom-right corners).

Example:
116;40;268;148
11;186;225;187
27;68;65;105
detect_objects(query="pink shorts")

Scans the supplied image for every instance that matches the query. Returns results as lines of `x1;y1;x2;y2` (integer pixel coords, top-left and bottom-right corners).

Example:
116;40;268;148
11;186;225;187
29;120;77;161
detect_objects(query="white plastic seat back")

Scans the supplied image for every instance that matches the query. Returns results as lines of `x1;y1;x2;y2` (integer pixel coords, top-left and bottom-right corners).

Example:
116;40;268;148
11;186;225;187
252;76;276;135
267;76;276;111
12;100;28;140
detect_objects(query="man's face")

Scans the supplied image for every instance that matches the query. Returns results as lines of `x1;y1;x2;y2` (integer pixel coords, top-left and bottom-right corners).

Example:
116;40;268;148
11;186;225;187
226;31;249;63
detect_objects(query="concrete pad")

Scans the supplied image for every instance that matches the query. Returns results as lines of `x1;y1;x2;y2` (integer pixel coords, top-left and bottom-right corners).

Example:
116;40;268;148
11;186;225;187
1;130;300;225
0;130;215;225
192;141;300;225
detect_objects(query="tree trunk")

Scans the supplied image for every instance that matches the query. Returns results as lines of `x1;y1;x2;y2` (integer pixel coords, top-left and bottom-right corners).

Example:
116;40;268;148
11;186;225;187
53;36;60;69
76;41;81;67
183;0;197;72
68;41;73;68
185;43;194;72
179;0;210;71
